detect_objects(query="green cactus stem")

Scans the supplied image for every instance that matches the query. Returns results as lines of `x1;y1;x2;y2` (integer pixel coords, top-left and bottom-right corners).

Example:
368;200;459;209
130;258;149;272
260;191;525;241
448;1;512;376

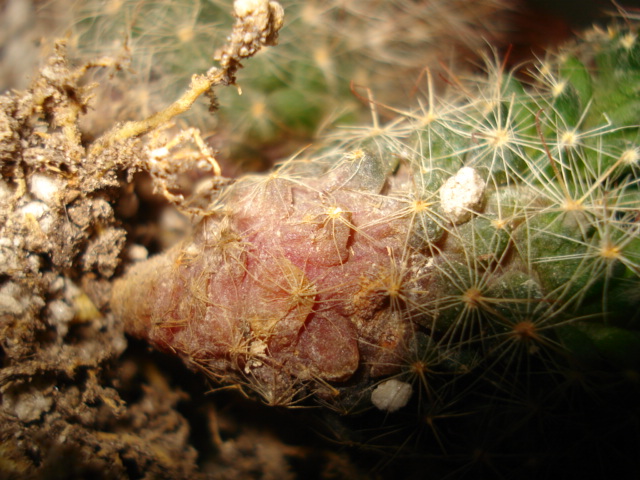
107;9;640;477
112;19;640;408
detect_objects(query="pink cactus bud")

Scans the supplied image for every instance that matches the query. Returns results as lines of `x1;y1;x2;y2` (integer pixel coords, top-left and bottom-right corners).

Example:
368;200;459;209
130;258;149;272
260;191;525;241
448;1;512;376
111;151;431;404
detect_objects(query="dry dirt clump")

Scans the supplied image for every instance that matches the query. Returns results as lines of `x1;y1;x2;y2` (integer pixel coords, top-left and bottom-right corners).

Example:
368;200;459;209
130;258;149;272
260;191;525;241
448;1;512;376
0;39;205;479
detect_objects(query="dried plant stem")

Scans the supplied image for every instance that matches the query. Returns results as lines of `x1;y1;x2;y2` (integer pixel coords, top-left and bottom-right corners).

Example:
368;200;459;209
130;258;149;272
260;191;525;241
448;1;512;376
89;0;284;157
90;72;221;156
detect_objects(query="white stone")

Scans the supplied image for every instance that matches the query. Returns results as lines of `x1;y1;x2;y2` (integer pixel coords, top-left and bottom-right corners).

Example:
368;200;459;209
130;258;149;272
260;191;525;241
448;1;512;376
371;379;413;413
26;254;43;273
20;200;48;219
20;200;54;233
439;167;485;224
29;173;63;205
127;244;149;262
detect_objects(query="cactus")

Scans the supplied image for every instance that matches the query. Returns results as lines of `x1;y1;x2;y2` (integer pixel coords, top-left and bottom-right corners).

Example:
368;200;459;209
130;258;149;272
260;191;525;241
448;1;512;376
113;18;640;398
61;0;513;168
109;15;640;474
3;0;639;476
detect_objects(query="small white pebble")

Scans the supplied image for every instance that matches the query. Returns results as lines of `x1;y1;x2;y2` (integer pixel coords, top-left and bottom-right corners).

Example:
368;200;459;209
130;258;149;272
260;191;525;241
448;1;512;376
26;254;43;273
371;379;413;413
439;167;486;224
20;200;48;219
29;173;63;205
20;201;54;233
127;244;149;262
